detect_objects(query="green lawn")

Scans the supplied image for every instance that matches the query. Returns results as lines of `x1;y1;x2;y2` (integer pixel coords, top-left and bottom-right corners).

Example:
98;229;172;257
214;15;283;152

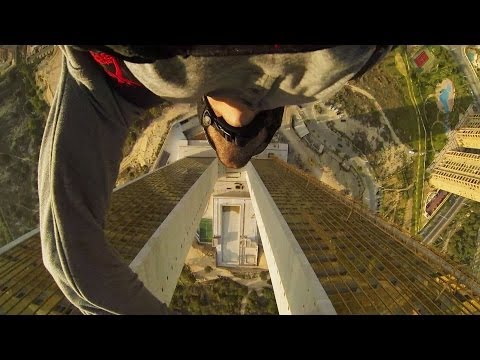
198;218;213;243
431;122;448;152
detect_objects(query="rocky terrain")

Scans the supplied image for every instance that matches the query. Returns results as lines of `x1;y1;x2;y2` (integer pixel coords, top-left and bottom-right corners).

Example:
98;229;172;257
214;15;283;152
0;61;49;245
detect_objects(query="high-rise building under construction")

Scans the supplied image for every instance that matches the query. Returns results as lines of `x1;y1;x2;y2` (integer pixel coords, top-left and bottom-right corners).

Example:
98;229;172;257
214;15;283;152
455;114;480;150
431;113;480;203
1;155;480;315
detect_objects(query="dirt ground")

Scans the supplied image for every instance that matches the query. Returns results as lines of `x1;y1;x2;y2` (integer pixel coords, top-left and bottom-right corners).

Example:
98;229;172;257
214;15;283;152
116;103;196;186
184;244;272;291
335;116;407;177
318;152;360;197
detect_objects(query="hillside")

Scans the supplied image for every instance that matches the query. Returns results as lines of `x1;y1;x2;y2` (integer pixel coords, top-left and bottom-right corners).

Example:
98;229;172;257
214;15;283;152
0;62;49;245
0;49;178;245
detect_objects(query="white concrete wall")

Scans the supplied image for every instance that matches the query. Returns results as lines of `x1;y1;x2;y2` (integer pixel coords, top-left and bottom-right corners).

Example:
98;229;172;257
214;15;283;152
178;140;216;159
180;117;201;132
213;181;247;194
129;159;219;305
245;162;336;315
214;166;248;194
243;200;258;243
203;195;214;219
218;165;247;182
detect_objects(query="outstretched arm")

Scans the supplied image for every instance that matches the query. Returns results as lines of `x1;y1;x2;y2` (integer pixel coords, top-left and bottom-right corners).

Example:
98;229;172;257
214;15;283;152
38;46;170;314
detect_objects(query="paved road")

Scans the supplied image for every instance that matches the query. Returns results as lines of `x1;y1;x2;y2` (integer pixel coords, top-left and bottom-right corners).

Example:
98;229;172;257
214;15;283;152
446;45;480;105
421;195;465;245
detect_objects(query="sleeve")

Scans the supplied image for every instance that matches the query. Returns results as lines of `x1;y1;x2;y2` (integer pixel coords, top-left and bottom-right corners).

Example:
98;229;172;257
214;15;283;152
38;46;171;315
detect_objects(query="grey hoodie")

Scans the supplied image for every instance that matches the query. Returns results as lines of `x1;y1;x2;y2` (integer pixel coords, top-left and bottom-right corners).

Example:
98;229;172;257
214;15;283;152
38;45;377;314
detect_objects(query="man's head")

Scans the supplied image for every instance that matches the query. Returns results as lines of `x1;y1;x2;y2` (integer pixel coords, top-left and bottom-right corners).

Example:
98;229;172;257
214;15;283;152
198;96;284;168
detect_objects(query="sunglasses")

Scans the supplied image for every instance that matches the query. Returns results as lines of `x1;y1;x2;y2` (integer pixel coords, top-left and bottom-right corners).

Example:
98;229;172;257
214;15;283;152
200;97;269;148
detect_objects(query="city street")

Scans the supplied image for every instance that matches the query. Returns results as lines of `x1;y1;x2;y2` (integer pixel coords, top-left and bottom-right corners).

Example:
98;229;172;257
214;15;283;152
421;195;465;245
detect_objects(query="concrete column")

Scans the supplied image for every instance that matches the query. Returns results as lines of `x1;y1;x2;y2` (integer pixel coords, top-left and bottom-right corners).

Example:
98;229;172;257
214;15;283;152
245;162;336;315
130;159;219;305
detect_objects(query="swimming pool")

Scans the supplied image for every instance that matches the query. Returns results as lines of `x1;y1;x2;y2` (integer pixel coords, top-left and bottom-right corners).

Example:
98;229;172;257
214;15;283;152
439;83;452;113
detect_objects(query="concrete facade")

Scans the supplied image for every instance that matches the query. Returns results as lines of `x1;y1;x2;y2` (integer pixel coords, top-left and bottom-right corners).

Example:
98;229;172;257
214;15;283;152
431;171;480;202
464;117;480;129
431;151;480;202
455;128;480;149
432;111;480;202
129;159;219;305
